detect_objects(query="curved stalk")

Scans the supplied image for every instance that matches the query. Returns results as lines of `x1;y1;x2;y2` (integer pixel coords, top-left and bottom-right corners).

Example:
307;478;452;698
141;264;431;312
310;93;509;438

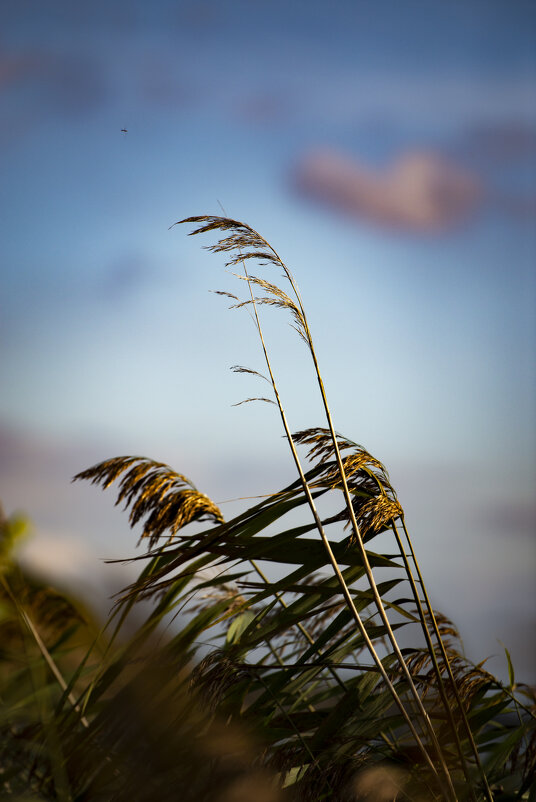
1;574;90;729
399;518;494;802
243;230;457;799
389;521;479;800
343;457;481;796
240;261;447;793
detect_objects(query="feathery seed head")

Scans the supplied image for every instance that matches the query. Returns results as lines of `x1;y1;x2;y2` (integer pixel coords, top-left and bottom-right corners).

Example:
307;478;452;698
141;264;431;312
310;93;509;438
352;495;404;542
74;456;224;549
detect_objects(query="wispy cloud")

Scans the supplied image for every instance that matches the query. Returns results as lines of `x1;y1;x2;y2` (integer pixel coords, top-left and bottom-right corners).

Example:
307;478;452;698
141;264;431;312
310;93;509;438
292;147;482;233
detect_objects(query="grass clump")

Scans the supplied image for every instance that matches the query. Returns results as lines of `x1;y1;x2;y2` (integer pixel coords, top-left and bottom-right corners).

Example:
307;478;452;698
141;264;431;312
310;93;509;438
1;218;535;800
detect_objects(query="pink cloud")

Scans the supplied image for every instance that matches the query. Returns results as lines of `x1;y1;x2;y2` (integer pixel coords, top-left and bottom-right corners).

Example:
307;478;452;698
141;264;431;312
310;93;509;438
293;148;483;232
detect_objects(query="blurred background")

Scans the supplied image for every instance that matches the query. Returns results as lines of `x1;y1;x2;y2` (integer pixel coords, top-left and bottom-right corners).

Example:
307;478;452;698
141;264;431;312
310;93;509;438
1;0;535;681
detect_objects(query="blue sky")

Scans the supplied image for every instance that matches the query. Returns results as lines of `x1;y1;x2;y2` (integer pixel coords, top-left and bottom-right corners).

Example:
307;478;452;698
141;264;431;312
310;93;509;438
1;0;535;679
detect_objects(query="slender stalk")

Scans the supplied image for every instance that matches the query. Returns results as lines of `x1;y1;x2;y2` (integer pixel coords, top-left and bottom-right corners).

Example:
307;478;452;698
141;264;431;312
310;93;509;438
308;327;455;793
399;518;495;802
240;262;446;792
389;521;478;800
19;605;74;800
350;462;478;795
244;231;457;799
1;574;90;729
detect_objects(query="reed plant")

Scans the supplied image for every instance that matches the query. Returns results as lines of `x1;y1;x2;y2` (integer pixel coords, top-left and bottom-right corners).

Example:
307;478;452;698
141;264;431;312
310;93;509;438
1;218;534;800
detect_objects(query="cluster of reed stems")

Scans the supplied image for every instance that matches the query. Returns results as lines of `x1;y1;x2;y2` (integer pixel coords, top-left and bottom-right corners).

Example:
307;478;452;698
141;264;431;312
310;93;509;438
4;216;535;801
174;215;494;801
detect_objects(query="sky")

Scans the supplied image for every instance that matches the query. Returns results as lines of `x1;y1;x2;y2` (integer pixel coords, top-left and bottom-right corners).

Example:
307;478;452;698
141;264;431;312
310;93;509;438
1;0;535;680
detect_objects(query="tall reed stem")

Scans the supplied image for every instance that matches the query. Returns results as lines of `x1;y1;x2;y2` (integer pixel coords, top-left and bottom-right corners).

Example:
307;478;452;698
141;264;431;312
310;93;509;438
398;518;494;801
241;230;457;799
240;259;449;794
